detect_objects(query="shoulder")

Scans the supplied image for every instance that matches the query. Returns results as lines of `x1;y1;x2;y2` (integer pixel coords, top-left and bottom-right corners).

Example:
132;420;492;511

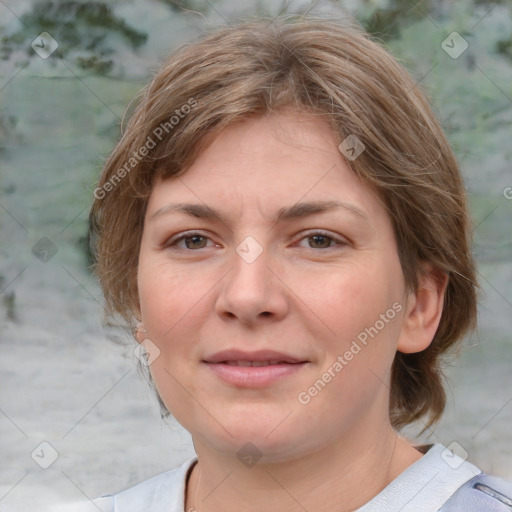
356;444;510;512
93;457;197;512
440;472;512;511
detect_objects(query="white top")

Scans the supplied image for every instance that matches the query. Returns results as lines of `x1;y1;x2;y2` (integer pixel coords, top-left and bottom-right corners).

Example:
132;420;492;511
91;444;481;512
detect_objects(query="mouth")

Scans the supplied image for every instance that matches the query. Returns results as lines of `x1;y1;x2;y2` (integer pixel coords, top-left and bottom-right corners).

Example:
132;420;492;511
203;349;309;387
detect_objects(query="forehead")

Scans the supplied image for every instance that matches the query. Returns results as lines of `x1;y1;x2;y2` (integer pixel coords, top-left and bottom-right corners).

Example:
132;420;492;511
147;111;386;224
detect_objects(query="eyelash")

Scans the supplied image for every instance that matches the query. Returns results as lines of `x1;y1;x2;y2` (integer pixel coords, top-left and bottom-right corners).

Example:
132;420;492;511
164;230;347;251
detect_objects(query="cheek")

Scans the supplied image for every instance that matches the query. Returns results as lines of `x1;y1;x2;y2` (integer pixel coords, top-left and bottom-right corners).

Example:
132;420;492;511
138;255;201;335
296;259;405;401
137;259;202;415
293;260;400;338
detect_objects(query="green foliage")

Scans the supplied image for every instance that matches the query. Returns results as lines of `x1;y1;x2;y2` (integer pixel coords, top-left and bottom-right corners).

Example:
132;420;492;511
2;2;147;75
75;54;113;74
358;0;432;42
496;37;512;61
156;0;209;13
0;111;19;154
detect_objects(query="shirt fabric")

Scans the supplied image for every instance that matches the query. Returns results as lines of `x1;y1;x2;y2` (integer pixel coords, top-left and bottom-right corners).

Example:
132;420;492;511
93;444;512;511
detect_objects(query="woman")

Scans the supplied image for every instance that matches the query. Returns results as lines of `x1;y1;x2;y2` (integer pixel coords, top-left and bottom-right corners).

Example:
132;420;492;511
89;15;512;512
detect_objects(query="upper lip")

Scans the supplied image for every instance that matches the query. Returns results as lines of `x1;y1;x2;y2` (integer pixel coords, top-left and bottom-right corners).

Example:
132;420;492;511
203;349;307;364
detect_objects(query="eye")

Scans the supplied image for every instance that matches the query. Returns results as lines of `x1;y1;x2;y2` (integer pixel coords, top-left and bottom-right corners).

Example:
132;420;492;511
296;231;347;250
164;231;216;250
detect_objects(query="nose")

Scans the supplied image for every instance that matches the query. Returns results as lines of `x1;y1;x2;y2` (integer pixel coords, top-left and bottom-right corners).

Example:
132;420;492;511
214;237;289;325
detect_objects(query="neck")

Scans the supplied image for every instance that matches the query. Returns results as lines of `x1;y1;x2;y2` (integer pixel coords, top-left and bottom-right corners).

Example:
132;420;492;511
185;426;422;512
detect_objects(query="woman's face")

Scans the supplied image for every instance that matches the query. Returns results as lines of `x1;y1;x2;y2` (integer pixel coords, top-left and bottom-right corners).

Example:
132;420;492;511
137;111;411;461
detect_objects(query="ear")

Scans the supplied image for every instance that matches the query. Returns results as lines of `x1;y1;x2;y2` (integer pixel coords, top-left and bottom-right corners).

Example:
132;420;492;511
397;263;448;354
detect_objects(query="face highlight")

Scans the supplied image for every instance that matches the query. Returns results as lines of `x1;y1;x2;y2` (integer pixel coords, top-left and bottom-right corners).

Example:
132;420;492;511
137;111;412;461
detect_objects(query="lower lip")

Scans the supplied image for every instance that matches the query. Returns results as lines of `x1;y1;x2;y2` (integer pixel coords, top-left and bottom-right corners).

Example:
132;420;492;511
204;362;308;387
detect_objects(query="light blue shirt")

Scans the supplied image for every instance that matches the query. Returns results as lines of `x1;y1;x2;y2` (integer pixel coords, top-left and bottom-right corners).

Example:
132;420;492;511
90;444;511;511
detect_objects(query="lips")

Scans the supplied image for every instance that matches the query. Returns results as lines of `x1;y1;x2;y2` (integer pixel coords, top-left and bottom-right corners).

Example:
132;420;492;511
203;349;308;387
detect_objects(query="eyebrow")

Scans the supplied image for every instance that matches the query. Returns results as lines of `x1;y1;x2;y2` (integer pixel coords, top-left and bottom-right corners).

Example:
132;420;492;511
150;199;368;226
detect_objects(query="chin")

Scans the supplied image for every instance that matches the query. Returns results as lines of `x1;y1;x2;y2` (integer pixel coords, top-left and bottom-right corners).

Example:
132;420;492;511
191;412;304;459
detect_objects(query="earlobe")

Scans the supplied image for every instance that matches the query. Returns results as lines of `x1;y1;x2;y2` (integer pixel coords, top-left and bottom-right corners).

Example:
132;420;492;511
397;264;449;354
134;321;147;344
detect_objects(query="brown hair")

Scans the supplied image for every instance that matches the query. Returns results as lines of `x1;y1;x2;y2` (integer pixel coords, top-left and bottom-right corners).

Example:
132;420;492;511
89;14;478;430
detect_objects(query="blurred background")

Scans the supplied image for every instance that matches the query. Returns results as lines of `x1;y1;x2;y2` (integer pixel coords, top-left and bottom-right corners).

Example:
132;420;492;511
0;0;511;510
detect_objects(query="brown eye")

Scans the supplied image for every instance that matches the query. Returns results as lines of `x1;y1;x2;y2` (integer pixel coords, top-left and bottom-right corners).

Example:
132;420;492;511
297;231;346;250
183;235;208;249
308;234;333;249
165;231;215;251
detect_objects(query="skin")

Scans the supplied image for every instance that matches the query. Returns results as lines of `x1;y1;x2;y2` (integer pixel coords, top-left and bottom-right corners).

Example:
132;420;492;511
136;110;448;512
